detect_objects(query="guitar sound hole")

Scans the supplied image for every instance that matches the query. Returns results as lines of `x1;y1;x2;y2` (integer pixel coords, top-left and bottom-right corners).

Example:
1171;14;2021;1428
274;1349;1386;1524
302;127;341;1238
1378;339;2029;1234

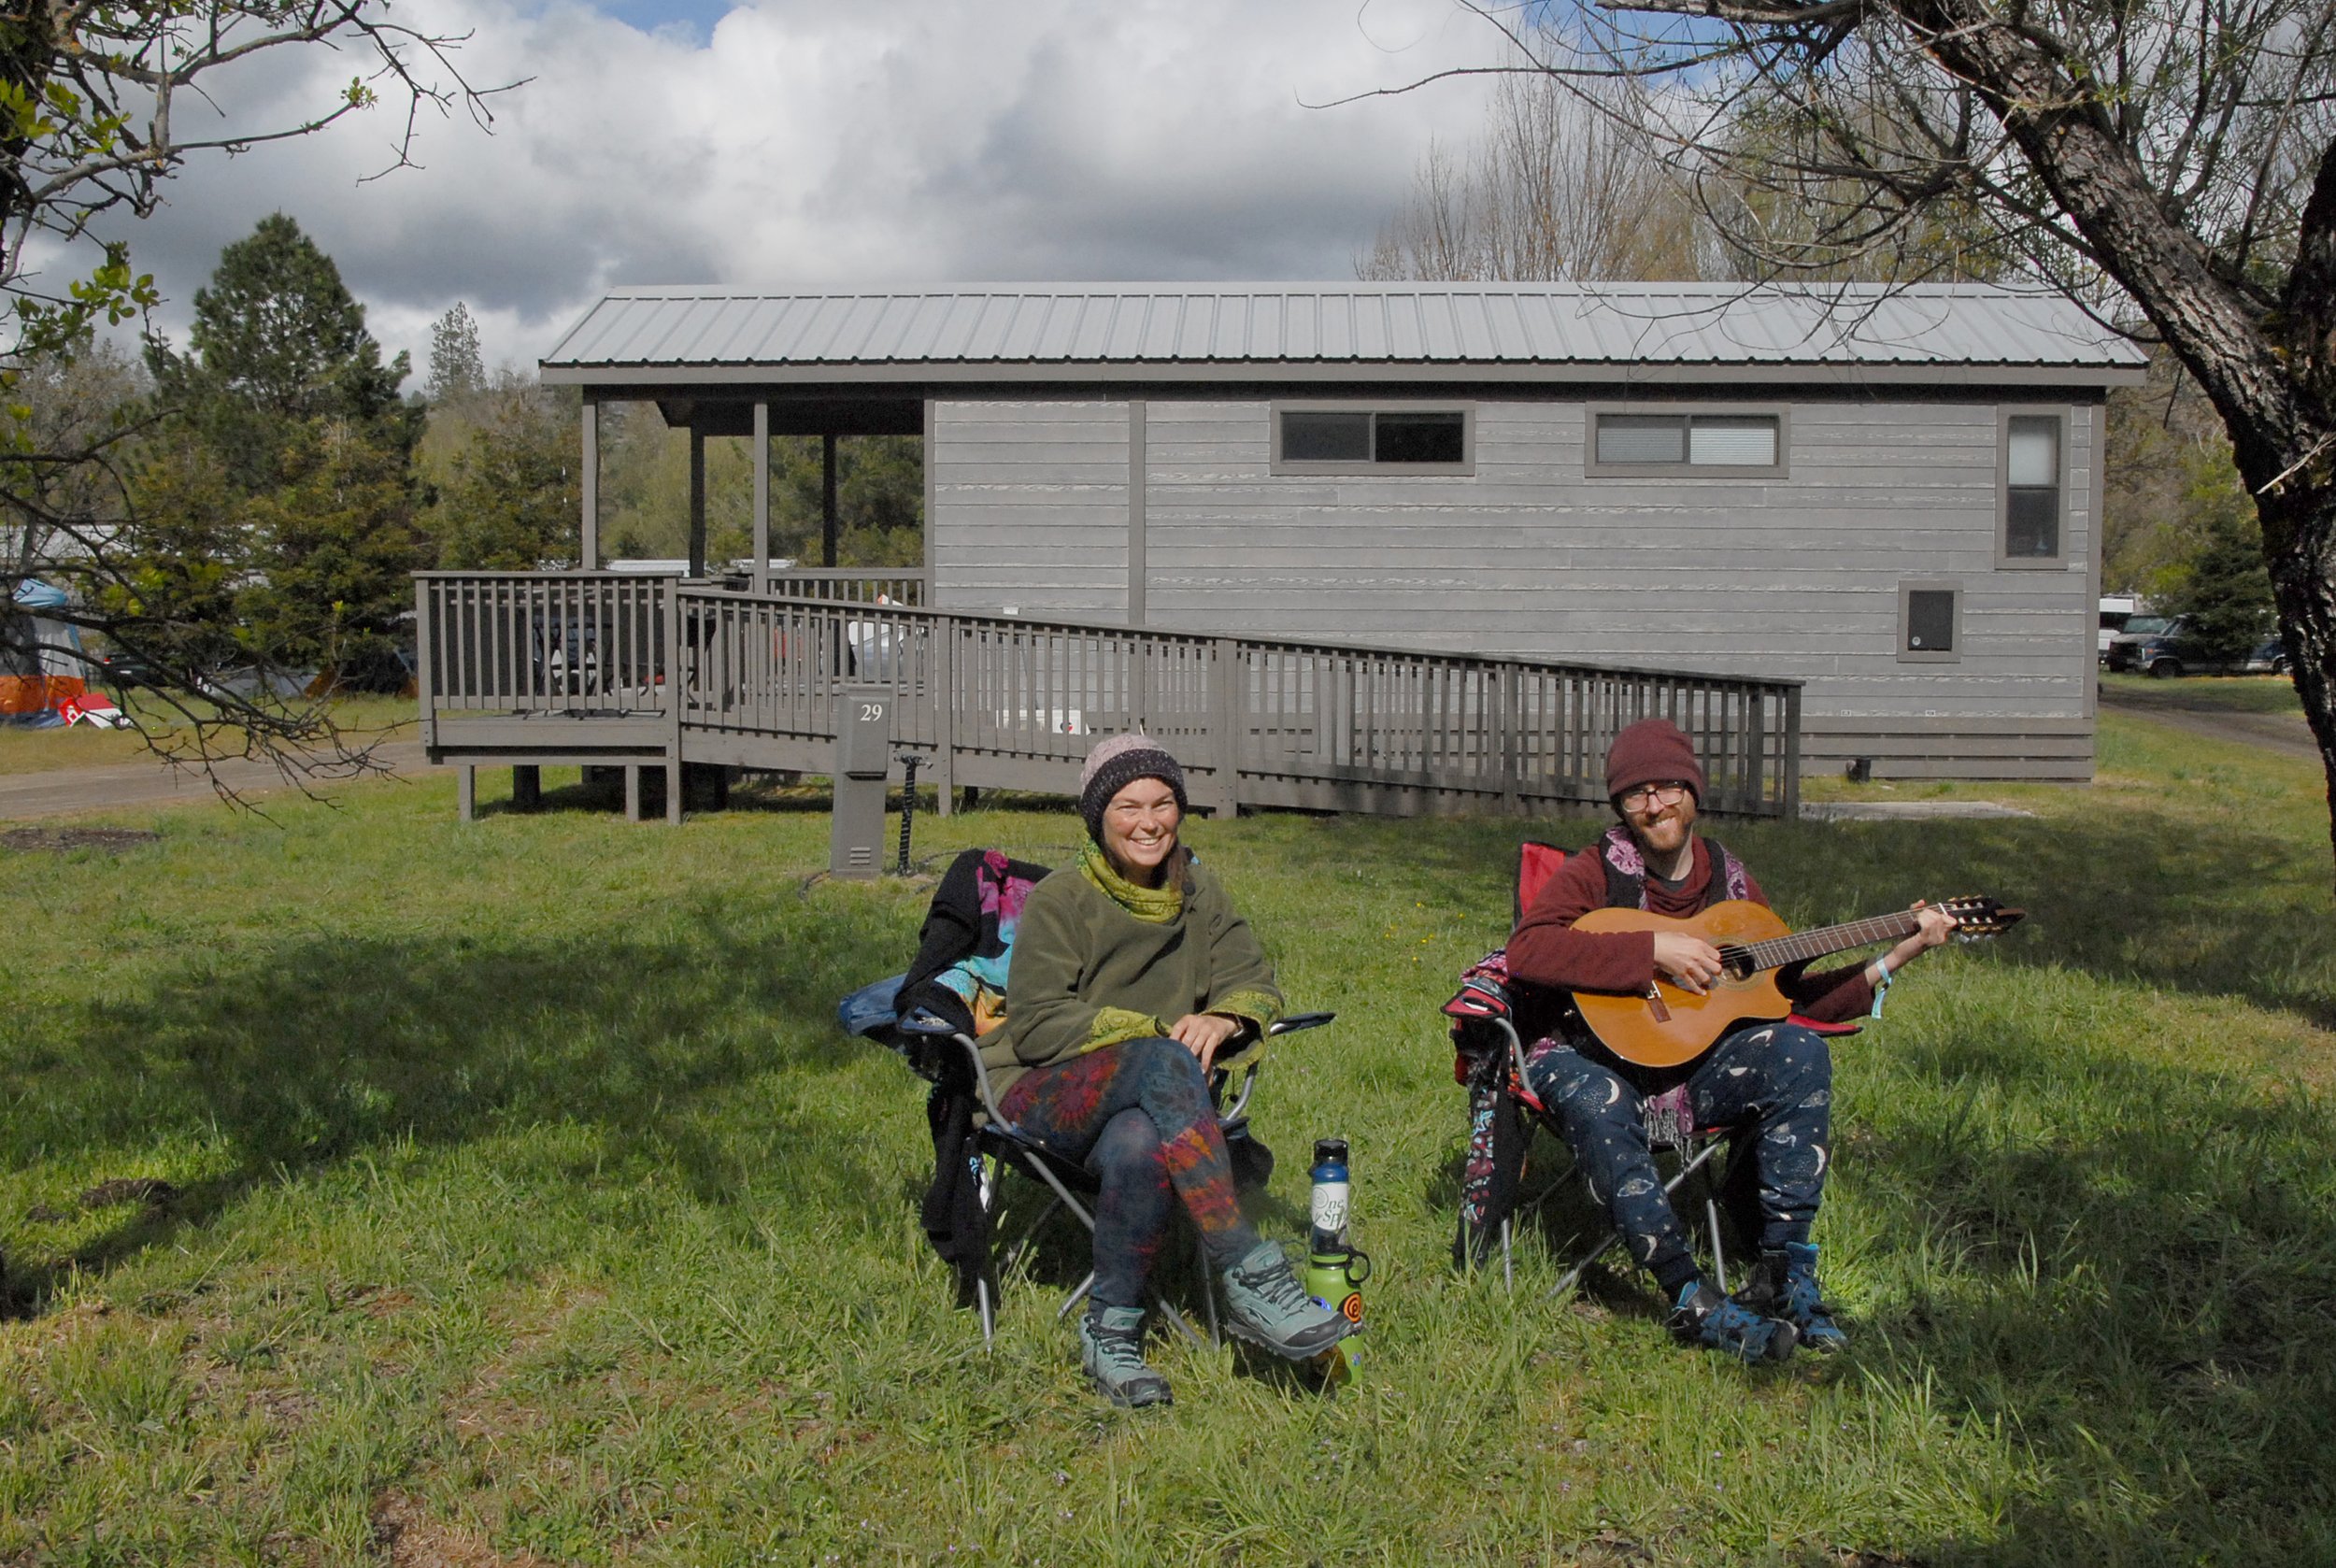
1717;948;1754;981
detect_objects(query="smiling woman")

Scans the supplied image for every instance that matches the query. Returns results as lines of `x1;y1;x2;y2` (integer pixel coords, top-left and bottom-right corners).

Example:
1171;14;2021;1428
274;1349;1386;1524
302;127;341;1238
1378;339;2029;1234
979;732;1350;1406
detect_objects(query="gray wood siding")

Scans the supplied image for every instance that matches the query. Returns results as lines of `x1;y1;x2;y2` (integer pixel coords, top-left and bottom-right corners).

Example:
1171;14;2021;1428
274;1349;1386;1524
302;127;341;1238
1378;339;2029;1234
929;394;2098;778
931;401;1130;617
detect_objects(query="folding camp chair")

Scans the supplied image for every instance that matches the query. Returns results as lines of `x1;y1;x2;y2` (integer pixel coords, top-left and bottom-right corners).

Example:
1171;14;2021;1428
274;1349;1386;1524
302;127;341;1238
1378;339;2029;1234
1443;840;1742;1298
840;846;1332;1348
897;1005;1332;1348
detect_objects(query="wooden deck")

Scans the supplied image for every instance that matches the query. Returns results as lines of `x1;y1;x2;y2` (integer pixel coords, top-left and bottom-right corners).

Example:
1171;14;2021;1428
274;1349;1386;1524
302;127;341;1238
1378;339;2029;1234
417;572;1802;821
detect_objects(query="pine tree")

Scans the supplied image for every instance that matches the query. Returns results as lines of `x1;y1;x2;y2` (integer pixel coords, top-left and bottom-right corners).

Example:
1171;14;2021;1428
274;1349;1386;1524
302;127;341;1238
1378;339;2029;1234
149;213;419;492
426;302;485;406
2156;449;2278;667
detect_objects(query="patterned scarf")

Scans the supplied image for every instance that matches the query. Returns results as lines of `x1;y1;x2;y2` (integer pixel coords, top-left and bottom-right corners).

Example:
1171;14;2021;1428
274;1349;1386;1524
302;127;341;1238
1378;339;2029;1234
1077;839;1186;923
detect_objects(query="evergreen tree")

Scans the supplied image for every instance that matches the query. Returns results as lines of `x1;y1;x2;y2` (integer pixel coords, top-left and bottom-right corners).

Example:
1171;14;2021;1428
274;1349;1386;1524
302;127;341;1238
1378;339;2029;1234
426;302;485;406
149;213;420;491
2156;453;2278;667
433;384;580;570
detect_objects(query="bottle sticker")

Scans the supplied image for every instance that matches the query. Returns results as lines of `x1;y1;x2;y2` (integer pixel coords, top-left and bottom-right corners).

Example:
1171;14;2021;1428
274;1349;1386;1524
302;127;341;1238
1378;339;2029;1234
1340;1292;1363;1324
1311;1182;1349;1234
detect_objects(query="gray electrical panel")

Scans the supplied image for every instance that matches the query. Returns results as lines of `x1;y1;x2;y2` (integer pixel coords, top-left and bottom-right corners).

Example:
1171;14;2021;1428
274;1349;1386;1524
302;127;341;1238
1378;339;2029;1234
829;684;893;878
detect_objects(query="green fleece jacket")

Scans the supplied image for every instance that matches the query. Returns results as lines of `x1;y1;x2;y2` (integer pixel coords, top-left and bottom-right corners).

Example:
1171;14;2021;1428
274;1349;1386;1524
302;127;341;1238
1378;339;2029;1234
985;851;1283;1104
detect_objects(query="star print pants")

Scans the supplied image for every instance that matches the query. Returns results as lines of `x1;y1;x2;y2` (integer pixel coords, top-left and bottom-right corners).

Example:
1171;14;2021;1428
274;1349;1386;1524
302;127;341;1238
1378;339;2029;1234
1524;1021;1833;1294
996;1036;1259;1310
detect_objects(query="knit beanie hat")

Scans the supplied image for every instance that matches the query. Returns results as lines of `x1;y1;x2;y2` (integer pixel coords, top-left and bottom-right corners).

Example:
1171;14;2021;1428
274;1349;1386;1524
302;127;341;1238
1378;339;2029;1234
1604;718;1706;805
1078;733;1189;843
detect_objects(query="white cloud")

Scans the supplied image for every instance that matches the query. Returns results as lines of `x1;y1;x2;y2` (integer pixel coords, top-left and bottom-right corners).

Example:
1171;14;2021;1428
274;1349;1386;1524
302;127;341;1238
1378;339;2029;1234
62;0;1501;380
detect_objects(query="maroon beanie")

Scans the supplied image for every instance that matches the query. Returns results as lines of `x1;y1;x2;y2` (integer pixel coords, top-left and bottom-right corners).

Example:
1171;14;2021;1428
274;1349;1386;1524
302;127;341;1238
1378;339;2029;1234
1604;718;1706;805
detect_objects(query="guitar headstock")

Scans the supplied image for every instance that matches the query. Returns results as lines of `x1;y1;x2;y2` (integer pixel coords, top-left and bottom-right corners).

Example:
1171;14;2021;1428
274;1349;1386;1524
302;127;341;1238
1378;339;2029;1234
1939;894;2025;939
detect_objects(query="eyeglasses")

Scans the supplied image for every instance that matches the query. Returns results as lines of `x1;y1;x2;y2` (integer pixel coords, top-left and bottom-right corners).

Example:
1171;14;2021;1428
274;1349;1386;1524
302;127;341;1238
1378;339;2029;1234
1618;783;1690;810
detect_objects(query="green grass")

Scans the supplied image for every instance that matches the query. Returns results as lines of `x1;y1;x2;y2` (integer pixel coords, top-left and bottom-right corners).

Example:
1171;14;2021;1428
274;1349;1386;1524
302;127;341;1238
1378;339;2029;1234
2;713;2333;1564
0;693;416;776
2098;670;2305;716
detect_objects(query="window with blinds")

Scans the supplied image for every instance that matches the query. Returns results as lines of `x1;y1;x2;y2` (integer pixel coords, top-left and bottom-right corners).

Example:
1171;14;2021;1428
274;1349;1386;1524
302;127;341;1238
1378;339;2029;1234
1588;410;1786;475
2004;413;2063;561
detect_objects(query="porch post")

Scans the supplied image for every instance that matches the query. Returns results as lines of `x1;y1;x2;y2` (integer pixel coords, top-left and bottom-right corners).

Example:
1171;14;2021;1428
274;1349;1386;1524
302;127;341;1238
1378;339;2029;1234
580;396;600;569
752;400;771;593
688;427;707;577
822;433;839;567
1127;399;1147;627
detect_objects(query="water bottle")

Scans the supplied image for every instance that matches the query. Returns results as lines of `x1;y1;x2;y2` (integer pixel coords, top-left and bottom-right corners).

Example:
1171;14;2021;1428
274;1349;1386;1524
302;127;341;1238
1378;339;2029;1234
1303;1137;1367;1385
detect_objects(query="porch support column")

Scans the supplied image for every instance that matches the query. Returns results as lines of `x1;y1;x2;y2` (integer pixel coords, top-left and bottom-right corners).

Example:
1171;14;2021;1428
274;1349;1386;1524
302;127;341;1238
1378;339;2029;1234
752;400;771;593
1127;399;1147;627
822;433;839;567
580;395;600;569
688;427;707;577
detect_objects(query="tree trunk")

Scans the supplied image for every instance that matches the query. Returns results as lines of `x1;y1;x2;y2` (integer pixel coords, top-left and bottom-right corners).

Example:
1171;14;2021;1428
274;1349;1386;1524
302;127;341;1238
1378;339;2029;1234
1900;1;2336;888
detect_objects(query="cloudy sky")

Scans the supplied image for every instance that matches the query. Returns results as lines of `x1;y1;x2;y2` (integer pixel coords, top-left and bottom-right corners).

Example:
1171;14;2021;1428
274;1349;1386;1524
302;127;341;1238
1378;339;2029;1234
61;0;1505;382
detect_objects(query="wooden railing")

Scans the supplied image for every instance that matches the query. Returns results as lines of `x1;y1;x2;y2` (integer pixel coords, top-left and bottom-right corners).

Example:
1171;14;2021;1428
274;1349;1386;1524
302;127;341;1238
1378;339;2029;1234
419;573;1800;818
762;568;928;606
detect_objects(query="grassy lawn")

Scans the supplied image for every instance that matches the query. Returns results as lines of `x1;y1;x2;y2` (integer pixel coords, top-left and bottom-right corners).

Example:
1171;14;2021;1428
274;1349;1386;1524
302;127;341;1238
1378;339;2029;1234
3;711;2332;1565
2097;669;2306;715
0;694;417;777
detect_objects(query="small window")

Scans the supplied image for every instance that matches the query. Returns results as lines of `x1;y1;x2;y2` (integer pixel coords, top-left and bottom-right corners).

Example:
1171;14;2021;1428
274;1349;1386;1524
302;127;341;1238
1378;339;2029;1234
2002;412;2064;563
1274;406;1470;471
1899;580;1962;663
1588;408;1786;475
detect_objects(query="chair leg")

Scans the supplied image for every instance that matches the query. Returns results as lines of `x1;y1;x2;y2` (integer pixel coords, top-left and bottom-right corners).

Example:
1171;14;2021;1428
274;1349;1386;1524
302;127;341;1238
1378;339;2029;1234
976;1277;996;1350
1501;1219;1514;1295
1195;1228;1220;1347
1058;1271;1097;1320
1706;1197;1729;1294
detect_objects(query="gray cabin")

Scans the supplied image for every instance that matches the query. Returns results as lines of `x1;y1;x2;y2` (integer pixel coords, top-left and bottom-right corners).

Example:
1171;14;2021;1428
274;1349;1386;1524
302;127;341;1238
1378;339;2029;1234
540;282;2144;783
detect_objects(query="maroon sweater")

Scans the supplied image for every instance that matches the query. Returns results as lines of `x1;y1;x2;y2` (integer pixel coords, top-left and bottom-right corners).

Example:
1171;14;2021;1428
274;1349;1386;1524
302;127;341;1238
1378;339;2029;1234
1504;835;1873;1044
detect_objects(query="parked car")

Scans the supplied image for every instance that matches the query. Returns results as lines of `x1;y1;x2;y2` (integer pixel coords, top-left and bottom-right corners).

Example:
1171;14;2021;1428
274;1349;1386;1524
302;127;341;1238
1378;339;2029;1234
2105;615;2288;677
2244;636;2292;677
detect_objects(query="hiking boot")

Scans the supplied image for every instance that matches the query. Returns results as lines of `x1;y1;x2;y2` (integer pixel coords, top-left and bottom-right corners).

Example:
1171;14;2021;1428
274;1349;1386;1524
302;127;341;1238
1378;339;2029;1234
1219;1240;1351;1360
1668;1280;1798;1363
1737;1243;1849;1353
1078;1305;1172;1408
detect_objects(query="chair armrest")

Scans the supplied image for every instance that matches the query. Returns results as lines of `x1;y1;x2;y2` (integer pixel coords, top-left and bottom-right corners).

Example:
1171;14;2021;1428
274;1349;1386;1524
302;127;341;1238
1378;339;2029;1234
1267;1011;1335;1036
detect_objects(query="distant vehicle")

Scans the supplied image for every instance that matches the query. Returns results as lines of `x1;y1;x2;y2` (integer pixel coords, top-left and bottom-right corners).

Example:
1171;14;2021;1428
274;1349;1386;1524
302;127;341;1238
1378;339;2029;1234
2098;594;2145;662
2105;615;2287;677
95;650;154;691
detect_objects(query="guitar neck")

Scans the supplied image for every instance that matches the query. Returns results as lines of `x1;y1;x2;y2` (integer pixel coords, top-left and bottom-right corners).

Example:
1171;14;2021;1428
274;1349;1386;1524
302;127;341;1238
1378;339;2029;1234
1732;911;1918;974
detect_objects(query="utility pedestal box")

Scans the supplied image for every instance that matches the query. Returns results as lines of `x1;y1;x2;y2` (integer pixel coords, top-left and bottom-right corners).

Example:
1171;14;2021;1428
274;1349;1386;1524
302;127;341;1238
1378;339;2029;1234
829;684;894;879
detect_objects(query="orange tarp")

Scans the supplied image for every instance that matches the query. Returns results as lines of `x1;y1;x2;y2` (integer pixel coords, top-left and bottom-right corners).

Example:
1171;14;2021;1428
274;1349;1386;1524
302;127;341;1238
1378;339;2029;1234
0;675;87;715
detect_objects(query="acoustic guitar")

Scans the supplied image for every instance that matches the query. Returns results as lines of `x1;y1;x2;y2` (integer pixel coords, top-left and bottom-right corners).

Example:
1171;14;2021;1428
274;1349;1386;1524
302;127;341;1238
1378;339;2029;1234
1569;896;2023;1069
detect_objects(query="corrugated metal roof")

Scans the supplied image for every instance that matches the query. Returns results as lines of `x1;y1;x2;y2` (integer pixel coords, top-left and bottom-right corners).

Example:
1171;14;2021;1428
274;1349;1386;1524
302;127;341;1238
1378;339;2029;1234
541;282;2146;374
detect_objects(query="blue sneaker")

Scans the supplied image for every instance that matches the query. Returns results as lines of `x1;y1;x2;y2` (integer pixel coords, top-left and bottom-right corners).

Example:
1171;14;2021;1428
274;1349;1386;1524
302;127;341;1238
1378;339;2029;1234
1668;1281;1798;1362
1740;1243;1848;1353
1078;1306;1172;1408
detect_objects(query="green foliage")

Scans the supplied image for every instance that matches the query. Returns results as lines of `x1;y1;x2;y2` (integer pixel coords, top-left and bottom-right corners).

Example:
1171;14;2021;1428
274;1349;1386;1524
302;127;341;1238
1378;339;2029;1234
1;715;2333;1563
597;422;924;567
430;384;580;570
424;302;485;406
147;214;419;492
233;421;431;677
2152;450;2277;663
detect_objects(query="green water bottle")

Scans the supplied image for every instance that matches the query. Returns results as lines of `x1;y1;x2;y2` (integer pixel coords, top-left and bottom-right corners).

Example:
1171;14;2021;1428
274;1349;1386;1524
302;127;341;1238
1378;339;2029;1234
1304;1137;1368;1385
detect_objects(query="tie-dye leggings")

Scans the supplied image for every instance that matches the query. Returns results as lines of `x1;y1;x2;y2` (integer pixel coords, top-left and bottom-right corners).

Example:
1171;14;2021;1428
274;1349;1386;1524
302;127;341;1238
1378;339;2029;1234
1524;1020;1832;1293
996;1036;1260;1309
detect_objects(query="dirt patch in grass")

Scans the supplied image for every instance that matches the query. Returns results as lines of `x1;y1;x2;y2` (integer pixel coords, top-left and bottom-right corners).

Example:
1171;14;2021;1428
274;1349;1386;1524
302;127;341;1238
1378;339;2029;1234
0;826;160;852
372;1493;560;1568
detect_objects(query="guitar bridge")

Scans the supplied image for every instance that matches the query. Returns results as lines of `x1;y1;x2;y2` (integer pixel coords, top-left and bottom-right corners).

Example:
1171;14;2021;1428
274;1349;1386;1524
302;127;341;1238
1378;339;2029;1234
1642;985;1673;1023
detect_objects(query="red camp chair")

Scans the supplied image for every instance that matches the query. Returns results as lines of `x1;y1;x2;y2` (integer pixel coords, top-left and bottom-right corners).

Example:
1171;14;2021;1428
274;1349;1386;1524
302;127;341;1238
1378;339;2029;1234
1443;841;1740;1297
